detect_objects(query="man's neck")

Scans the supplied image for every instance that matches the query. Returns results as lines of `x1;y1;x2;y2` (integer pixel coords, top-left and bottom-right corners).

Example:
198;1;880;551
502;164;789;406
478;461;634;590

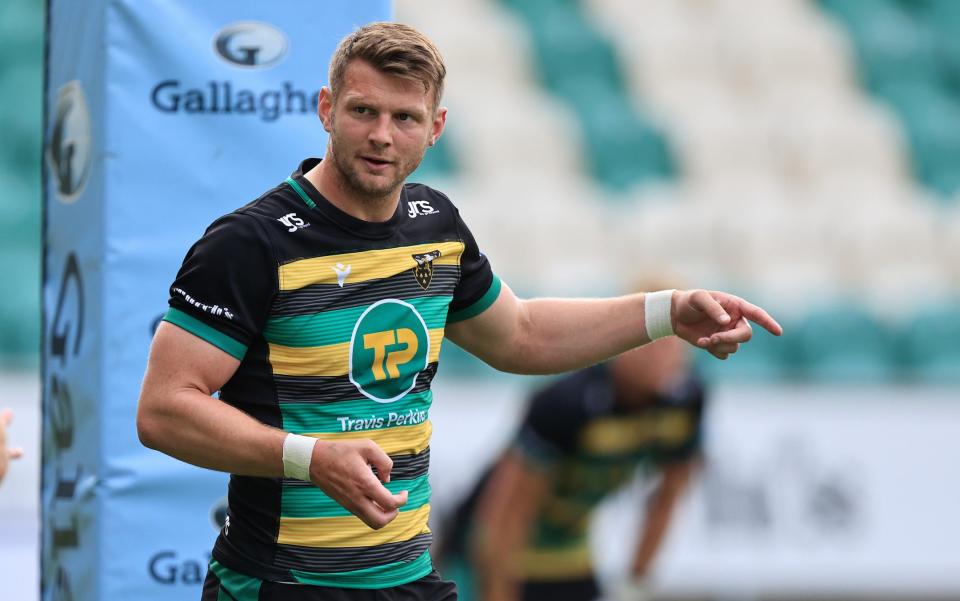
304;157;400;223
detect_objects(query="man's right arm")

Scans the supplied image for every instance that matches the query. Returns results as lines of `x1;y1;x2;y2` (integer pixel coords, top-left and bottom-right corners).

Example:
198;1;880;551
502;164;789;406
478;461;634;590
137;322;407;528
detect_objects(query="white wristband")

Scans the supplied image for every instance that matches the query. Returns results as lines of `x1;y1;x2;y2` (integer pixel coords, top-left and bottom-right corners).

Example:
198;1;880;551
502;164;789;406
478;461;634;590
282;433;317;481
644;289;675;341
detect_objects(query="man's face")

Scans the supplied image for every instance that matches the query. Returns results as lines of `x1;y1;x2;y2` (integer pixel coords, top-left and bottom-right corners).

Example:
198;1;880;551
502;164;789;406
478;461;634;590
319;60;446;202
617;336;690;398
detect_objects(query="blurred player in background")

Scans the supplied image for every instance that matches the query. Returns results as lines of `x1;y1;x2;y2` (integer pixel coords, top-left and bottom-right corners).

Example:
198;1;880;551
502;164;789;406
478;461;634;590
0;408;24;484
439;308;703;601
137;22;780;601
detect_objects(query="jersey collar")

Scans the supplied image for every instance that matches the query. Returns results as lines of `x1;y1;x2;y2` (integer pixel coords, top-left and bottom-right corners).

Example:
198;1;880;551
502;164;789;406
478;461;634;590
288;158;405;240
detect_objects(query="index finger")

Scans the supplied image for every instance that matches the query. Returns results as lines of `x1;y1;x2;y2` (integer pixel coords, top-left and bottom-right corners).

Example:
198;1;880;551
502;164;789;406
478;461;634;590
690;290;731;326
360;442;394;484
737;298;783;336
362;473;409;512
349;494;400;530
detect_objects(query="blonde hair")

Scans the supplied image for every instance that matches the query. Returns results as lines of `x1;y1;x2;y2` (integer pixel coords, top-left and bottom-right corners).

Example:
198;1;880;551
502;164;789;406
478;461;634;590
328;22;446;110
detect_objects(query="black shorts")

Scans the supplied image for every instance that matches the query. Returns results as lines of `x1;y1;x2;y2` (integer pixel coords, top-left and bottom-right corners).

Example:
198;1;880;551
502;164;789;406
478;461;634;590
201;560;457;601
521;578;599;601
436;555;598;601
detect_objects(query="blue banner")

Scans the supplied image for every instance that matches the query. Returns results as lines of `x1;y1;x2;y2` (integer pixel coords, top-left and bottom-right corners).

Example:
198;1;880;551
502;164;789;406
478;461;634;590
43;2;391;599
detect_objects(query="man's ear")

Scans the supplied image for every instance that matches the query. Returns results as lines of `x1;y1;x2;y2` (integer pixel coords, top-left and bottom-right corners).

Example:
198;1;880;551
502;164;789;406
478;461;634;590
318;86;333;132
429;106;447;147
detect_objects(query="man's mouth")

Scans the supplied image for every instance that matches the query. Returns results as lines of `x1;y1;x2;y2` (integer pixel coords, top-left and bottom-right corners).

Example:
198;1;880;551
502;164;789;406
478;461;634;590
361;156;392;169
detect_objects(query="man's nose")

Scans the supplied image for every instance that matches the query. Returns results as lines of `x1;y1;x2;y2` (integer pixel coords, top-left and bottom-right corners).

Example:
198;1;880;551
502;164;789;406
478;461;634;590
369;115;393;147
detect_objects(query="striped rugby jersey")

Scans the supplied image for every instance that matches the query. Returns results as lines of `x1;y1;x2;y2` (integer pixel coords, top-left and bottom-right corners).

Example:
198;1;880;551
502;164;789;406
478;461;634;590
163;158;500;589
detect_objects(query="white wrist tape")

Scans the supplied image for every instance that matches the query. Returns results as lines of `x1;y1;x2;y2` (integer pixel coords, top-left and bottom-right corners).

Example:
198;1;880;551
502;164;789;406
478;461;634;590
644;289;675;341
282;433;317;481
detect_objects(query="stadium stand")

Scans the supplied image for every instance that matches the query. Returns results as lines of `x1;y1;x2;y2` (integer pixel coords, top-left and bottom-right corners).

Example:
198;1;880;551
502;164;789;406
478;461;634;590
0;0;42;364
820;0;960;198
1;0;957;379
394;0;960;382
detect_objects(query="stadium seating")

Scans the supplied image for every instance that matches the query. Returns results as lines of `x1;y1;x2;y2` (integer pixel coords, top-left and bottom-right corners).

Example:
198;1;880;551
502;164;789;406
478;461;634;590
499;0;676;190
789;305;898;382
896;304;960;383
410;130;458;184
0;0;42;362
395;0;960;383
820;0;960;198
2;0;957;381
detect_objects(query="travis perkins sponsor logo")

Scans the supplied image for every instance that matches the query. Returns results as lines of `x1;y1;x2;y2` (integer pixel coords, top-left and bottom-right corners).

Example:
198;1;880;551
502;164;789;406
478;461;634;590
151;80;320;122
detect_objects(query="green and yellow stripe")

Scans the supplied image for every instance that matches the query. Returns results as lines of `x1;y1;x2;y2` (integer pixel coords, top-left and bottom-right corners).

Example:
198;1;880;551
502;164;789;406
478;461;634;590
278;242;465;291
282;475;431;518
264;296;451;347
278;504;431;547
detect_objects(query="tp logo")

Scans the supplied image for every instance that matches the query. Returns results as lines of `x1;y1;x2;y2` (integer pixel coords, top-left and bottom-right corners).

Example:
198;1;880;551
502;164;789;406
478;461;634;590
349;300;430;403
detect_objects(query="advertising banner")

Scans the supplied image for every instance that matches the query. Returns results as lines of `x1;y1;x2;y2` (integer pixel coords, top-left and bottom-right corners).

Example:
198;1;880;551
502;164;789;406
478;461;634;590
588;386;960;599
43;2;391;599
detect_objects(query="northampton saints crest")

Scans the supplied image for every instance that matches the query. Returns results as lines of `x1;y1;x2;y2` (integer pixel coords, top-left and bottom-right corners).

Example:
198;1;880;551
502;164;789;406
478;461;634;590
412;250;441;290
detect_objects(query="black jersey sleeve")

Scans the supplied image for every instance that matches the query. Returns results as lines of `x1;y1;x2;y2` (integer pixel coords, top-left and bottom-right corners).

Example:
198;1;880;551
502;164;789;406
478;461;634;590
162;212;276;360
651;379;707;466
512;374;592;469
447;207;500;323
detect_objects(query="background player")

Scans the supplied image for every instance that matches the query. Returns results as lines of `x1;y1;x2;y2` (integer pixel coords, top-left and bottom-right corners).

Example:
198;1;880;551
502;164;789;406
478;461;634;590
439;307;703;601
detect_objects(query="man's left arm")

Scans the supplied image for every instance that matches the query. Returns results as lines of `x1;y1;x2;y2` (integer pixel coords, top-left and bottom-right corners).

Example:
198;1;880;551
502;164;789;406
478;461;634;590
631;459;698;578
446;281;782;374
606;459;698;601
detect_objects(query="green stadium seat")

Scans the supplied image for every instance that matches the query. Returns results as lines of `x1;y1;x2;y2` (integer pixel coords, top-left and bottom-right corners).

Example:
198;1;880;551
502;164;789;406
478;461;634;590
895;304;960;383
500;0;578;27
524;5;622;95
0;247;40;358
0;58;43;175
819;0;960;198
0;168;40;248
556;78;674;190
499;0;673;190
874;82;960;197
910;1;960;98
0;0;43;48
846;4;942;92
694;325;794;383
818;0;901;26
910;0;960;33
788;306;897;382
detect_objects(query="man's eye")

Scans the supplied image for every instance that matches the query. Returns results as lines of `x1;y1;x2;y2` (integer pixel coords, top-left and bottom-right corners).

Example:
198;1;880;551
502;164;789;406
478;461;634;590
355;107;368;114
396;113;410;121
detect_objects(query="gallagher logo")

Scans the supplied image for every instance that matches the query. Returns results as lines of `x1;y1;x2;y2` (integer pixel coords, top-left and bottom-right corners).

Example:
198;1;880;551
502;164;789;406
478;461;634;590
213;21;288;69
47;80;92;203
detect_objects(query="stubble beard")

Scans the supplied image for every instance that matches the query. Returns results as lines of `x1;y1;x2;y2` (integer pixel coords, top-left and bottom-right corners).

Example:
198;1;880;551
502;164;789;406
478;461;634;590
328;123;425;206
